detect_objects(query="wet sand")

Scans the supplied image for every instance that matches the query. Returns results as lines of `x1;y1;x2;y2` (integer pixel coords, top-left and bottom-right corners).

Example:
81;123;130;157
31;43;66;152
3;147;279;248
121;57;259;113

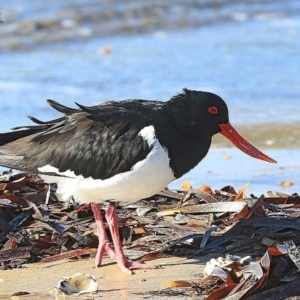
212;122;300;149
0;255;213;300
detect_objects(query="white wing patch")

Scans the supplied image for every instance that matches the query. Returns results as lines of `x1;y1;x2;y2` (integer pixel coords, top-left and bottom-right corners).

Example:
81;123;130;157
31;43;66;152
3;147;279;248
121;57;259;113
139;125;156;146
38;125;175;205
38;165;83;179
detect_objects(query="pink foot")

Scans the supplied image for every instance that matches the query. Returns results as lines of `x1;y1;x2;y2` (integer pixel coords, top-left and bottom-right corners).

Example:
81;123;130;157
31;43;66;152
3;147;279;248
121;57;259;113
120;260;156;273
91;202;156;274
105;203;156;274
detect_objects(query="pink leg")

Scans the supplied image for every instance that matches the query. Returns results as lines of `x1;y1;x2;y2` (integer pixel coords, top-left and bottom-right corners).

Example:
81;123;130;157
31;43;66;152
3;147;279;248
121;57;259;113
105;203;156;274
90;203;116;267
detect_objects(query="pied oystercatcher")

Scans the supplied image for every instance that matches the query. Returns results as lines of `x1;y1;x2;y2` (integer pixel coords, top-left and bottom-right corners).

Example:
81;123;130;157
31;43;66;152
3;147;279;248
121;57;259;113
0;89;276;273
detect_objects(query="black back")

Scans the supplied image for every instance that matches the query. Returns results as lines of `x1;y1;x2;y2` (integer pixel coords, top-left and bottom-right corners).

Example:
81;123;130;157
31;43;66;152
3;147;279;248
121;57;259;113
0;89;229;179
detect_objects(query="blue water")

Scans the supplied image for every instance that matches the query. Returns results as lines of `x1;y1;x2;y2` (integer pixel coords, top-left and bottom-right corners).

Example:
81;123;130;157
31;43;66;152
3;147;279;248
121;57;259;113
1;1;300;194
1;9;300;130
171;148;300;196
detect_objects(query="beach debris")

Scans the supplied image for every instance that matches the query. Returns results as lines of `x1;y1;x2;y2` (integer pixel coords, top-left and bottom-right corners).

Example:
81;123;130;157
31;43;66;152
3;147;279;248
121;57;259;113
1;169;300;297
161;280;193;289
181;180;192;190
41;248;97;263
11;291;30;297
56;272;98;295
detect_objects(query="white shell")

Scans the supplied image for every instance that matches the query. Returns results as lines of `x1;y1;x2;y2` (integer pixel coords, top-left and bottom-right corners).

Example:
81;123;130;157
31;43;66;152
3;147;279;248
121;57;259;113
56;272;98;295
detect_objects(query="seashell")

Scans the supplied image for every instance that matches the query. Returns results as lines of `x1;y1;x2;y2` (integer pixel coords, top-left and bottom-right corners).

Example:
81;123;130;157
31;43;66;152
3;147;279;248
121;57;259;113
56;272;98;295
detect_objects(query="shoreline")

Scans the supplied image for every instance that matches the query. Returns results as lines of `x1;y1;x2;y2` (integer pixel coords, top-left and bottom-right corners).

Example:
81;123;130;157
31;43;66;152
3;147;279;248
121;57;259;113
212;122;300;149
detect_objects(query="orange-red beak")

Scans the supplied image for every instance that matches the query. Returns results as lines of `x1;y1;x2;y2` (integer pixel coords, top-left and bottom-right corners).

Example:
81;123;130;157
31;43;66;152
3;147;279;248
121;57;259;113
219;122;277;163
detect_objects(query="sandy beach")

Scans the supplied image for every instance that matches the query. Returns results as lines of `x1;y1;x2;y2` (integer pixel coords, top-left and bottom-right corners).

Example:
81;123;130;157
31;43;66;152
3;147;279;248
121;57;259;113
0;254;212;299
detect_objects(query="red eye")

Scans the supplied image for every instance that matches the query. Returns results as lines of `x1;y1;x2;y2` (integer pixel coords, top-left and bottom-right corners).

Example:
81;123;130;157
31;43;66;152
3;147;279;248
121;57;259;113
208;106;218;114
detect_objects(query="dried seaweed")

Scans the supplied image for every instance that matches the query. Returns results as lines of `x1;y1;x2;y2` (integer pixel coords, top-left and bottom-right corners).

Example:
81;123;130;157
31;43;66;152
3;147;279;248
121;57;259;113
1;171;300;298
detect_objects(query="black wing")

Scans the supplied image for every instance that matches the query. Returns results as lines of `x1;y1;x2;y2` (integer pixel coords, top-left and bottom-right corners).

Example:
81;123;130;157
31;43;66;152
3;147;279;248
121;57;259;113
0;99;167;180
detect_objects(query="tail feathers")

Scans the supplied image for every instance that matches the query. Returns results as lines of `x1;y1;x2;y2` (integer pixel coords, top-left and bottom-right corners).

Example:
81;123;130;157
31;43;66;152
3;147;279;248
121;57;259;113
2;100;81;144
11;116;65;131
47;99;80;114
0;152;25;171
0;130;38;146
27;115;65;125
75;102;95;114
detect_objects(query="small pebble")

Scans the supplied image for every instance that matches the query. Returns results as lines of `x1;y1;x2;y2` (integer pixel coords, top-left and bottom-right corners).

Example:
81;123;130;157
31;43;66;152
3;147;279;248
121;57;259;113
97;45;113;55
265;139;275;146
223;155;231;160
280;181;294;188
